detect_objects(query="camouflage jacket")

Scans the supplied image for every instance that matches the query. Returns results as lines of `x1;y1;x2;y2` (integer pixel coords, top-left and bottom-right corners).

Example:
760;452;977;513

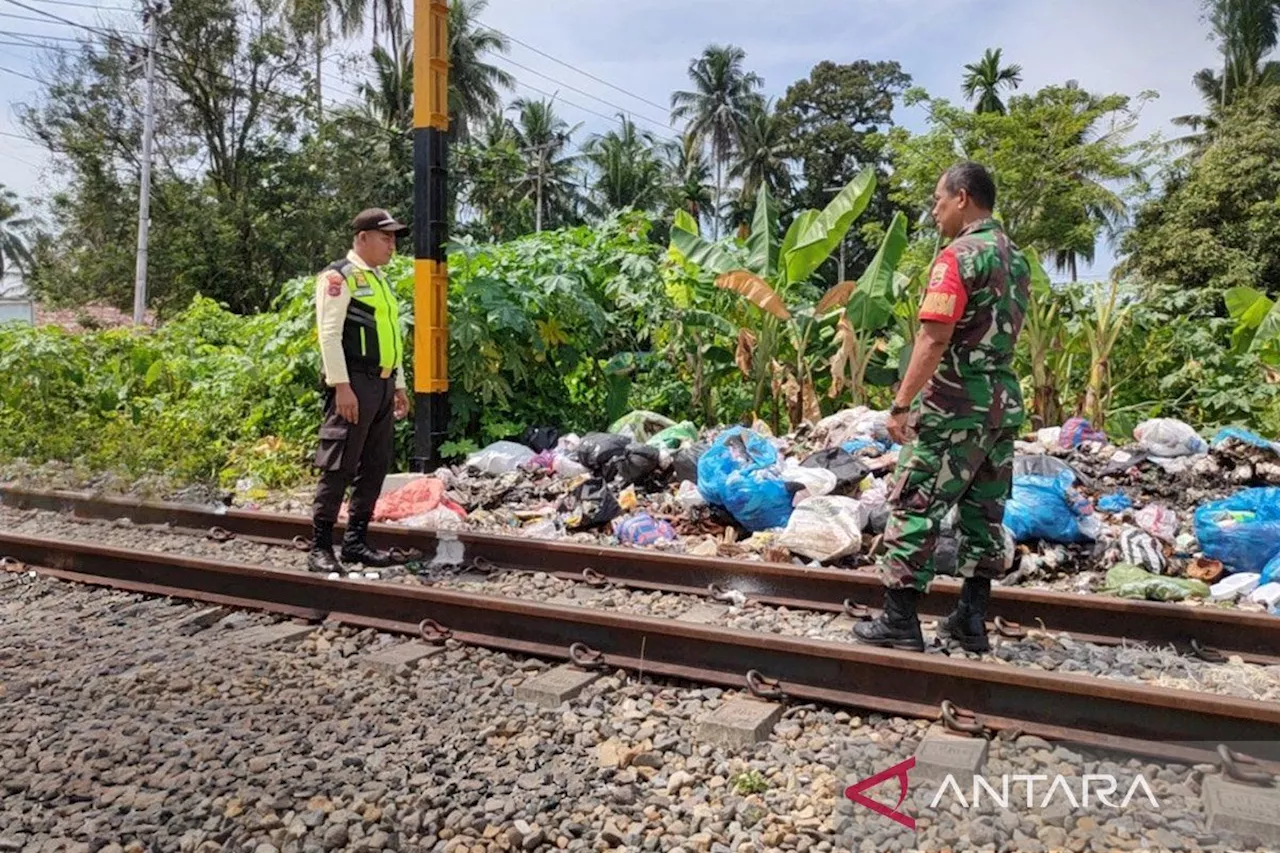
916;218;1030;431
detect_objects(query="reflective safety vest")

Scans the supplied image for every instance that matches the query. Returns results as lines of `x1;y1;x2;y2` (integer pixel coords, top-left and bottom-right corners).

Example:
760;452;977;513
324;258;402;375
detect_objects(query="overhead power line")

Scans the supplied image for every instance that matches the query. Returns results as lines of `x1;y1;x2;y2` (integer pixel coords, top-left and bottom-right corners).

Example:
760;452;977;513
2;0;359;117
508;77;678;146
479;18;671;116
0;29;90;43
491;52;674;135
0;60;38;80
28;0;135;10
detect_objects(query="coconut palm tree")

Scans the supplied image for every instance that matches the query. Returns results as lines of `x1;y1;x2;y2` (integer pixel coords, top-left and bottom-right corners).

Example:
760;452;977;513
1173;0;1280;149
1037;83;1140;280
670;44;763;238
961;48;1023;115
0;186;33;280
448;0;514;142
729;99;791;206
584;115;666;217
509;98;582;231
285;0;364;118
360;41;414;132
666;131;713;224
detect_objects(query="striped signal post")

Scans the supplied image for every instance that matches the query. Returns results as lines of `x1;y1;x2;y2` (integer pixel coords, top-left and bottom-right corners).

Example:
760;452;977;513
412;0;450;472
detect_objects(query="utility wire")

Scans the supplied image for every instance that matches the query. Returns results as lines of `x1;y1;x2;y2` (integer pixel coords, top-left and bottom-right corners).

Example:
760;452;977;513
0;29;91;43
0;60;38;80
3;0;357;116
490;53;674;134
510;77;678;145
27;0;135;10
1;12;142;34
479;18;670;116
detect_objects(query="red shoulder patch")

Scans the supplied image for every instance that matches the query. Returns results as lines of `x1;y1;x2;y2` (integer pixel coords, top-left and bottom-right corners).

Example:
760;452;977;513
325;271;344;297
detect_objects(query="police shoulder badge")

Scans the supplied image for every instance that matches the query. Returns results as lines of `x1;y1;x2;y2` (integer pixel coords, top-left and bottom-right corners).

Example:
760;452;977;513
326;270;343;297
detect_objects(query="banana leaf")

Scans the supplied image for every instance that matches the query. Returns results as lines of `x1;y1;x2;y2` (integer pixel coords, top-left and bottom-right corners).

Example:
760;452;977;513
745;184;780;279
784;167;876;285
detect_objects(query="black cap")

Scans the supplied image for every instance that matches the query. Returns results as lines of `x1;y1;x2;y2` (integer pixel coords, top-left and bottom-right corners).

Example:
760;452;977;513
352;208;409;235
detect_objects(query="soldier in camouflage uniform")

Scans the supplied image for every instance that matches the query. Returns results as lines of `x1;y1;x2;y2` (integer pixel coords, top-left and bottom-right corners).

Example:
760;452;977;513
854;162;1030;653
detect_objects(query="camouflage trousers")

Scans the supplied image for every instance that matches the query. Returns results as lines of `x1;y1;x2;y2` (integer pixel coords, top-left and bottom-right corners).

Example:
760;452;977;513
881;420;1016;592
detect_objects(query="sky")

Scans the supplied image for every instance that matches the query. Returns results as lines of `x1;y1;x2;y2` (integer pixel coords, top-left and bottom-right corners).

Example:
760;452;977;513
0;0;1224;294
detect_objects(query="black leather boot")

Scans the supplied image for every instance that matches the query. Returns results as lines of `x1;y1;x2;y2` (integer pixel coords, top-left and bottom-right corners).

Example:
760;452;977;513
935;577;992;652
340;516;397;568
306;521;343;574
852;587;925;652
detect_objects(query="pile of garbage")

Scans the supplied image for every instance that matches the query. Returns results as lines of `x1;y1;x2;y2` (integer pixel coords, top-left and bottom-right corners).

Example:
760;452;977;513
370;408;1280;615
371;408;897;565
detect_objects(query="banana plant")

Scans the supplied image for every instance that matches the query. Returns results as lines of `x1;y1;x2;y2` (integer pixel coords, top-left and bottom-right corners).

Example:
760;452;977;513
1080;281;1132;428
669;167;877;426
1225;286;1280;363
1020;247;1074;428
817;211;911;406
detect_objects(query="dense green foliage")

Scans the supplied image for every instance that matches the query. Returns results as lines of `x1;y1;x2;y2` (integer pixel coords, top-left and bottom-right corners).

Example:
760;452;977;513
8;1;1280;488
0;215;674;485
1123;90;1280;312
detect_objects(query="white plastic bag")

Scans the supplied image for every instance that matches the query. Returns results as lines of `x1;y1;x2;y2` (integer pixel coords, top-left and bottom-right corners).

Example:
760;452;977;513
857;476;891;531
466;441;535;475
1135;504;1178;543
780;460;838;502
1134;419;1208;458
398;507;464;530
677;480;708;510
777;495;863;561
1209;572;1261;601
1036;427;1062;448
552;452;589;478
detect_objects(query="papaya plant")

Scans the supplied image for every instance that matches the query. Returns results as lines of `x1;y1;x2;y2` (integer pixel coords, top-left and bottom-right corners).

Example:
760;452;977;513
668;167;878;426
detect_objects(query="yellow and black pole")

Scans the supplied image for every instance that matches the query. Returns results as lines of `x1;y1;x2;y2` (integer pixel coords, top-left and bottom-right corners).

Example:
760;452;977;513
411;0;449;471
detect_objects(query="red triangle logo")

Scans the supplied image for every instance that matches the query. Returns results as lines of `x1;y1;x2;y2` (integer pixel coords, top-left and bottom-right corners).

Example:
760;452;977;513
844;756;916;830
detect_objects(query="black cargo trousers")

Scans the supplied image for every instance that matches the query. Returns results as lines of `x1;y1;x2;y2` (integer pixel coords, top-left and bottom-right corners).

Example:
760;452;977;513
312;366;396;525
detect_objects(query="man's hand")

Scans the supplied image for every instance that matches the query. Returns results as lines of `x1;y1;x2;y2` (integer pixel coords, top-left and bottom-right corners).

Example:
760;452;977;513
393;389;409;420
887;409;915;445
335;383;359;424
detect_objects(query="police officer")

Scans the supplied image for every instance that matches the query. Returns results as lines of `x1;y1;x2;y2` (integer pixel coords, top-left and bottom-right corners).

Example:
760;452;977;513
308;208;411;573
854;162;1030;652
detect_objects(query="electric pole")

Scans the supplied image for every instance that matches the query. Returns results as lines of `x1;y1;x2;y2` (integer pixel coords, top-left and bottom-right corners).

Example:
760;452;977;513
132;2;161;327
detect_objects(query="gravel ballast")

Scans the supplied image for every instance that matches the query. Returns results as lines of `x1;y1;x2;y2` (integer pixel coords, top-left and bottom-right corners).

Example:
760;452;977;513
4;506;1279;704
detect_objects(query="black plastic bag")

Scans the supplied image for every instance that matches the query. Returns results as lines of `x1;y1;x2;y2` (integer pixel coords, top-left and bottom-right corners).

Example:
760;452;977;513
613;442;660;484
577;432;629;475
562;478;620;530
801;447;869;490
672;441;707;484
521;425;561;453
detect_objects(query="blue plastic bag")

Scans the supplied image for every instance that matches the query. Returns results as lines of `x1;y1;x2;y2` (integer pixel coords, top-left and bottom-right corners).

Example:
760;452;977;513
1194;487;1280;574
1003;471;1094;543
1212;426;1280;454
1097;493;1133;513
841;437;892;457
697;427;795;531
1263;552;1280;586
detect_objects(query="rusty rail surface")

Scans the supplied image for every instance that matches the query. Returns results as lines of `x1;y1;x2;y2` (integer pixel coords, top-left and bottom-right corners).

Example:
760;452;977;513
3;486;1278;665
3;529;1280;768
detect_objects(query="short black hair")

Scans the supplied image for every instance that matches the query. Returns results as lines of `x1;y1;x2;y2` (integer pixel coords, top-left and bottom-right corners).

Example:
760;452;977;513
942;161;997;211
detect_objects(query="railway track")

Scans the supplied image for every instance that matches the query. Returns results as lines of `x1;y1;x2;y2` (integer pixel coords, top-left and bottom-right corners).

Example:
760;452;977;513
3;487;1280;773
3;485;1277;665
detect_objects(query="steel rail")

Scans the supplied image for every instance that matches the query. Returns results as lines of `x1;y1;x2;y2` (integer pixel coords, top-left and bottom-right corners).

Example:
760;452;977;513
3;530;1280;769
3;486;1278;665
